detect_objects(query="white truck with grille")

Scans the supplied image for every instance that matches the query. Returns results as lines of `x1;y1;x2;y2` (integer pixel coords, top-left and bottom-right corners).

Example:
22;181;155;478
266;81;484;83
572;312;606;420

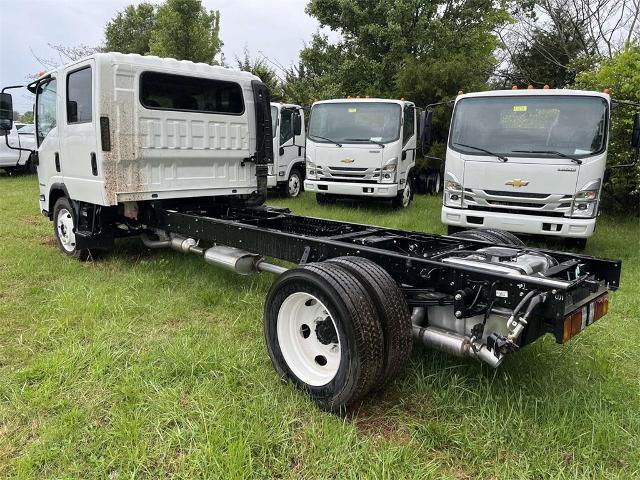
304;98;417;208
268;102;305;197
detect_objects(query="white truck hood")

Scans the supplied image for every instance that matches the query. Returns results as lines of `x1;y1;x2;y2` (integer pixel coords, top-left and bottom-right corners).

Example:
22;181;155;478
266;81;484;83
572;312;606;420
462;159;580;195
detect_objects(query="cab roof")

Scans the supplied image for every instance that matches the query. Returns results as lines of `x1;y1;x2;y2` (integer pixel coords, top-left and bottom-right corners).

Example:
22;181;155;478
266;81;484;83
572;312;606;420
313;98;414;107
458;89;610;102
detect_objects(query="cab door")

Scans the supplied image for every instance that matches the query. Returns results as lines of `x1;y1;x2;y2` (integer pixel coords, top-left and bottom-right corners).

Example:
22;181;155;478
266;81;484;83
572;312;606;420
278;108;297;177
59;60;101;204
35;77;61;209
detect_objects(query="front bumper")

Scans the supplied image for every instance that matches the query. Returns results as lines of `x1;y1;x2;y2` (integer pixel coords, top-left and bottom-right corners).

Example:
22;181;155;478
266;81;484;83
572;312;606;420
304;180;398;198
441;206;596;238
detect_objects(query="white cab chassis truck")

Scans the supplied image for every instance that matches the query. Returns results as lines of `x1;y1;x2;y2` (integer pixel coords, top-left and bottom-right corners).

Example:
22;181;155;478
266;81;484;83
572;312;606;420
268;103;305;197
0;123;36;173
0;58;624;412
437;89;640;248
304;98;417;208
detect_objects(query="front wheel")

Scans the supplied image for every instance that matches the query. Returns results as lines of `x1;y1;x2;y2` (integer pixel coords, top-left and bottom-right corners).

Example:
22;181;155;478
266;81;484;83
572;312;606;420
392;180;413;209
53;197;92;260
285;168;303;198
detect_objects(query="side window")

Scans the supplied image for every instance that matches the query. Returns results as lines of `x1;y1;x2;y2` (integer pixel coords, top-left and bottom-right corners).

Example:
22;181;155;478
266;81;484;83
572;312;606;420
140;72;244;114
36;79;57;145
280;109;293;144
403;106;415;145
67;67;92;123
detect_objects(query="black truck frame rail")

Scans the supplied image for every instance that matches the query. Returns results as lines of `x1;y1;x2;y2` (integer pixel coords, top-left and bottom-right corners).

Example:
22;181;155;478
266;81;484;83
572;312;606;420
146;204;621;346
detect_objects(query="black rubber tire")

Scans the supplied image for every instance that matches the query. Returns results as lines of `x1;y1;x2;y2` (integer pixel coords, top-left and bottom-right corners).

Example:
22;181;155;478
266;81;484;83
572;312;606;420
451;228;524;246
564;237;587;250
52;197;92;261
426;170;441;195
392;178;413;209
327;256;412;391
285;168;303;198
264;262;384;411
316;193;336;205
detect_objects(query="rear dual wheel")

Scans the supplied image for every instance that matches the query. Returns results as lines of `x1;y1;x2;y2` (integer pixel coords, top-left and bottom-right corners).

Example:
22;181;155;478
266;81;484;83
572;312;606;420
264;259;412;411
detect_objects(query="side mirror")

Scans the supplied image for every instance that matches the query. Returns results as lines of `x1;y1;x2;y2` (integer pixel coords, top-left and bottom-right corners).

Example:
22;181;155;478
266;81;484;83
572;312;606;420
293;112;302;136
0;92;14;131
67;101;78;122
632;112;640;149
420;110;433;145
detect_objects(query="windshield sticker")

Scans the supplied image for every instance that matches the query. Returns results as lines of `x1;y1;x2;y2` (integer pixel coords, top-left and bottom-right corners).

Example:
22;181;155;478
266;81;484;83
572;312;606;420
370;137;382;142
513;105;528;112
347;107;357;113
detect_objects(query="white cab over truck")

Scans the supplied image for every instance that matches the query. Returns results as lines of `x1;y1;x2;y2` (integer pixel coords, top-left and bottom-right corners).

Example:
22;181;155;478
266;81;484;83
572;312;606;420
0;57;625;412
268;102;305;197
304;98;417;208
437;89;640;248
11;52;272;254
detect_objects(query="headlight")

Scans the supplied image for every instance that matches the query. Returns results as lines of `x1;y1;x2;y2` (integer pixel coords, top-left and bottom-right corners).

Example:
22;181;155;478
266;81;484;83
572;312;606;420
306;160;317;179
446;180;462;192
381;158;398;183
444;173;463;207
571;179;601;218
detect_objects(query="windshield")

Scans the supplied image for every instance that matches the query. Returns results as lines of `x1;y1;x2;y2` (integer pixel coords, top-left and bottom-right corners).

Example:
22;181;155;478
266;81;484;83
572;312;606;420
449;95;608;158
309;102;401;144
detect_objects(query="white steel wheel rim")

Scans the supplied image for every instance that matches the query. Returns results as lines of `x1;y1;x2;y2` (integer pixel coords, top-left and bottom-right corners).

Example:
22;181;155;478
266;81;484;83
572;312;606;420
288;173;301;197
402;183;411;207
277;292;341;386
56;208;76;252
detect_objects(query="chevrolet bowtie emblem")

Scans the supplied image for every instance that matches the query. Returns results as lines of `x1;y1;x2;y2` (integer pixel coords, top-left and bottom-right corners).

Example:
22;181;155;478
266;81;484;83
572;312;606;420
505;179;529;187
340;158;355;164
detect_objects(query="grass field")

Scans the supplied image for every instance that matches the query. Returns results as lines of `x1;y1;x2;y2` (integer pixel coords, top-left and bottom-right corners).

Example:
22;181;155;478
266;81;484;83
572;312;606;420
1;174;639;479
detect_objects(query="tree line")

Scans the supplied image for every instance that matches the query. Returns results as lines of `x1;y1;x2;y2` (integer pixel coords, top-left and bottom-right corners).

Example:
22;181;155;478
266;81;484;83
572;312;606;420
27;0;640;210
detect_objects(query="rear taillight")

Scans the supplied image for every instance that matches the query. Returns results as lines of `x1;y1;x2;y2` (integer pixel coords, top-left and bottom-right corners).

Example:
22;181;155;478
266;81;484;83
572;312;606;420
562;293;609;343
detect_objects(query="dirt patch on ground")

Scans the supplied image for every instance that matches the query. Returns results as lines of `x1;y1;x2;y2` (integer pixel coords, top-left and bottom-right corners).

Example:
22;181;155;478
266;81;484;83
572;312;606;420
21;215;42;226
40;237;56;247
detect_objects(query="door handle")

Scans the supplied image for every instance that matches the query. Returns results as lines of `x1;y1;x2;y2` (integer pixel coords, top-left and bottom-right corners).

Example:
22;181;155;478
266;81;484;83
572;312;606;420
90;152;98;176
54;152;60;172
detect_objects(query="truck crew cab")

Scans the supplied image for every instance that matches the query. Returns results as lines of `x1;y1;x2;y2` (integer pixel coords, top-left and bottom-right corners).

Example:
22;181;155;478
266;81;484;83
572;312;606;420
268;102;305;197
304;98;417;208
435;88;640;248
0;56;623;412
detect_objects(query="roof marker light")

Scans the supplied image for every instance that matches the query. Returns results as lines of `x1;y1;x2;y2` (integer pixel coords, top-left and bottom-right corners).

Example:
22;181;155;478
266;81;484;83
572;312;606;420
543;84;550;89
458;90;464;96
528;85;534;90
603;88;610;94
512;85;518;90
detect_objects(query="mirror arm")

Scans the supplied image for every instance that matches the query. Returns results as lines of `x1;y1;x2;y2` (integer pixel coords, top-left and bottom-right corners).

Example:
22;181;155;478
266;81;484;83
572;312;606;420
608;150;639;169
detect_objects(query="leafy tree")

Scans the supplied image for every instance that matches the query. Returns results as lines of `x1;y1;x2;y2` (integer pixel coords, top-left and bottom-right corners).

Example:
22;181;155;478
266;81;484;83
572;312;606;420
18;111;34;124
236;50;283;101
149;0;222;64
302;0;510;104
575;44;640;213
104;3;156;55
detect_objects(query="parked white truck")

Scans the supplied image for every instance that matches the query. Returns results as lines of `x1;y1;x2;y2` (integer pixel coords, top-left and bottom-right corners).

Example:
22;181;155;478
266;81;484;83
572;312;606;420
0;54;624;412
268;102;305;197
433;88;640;248
0;123;36;173
304;98;417;208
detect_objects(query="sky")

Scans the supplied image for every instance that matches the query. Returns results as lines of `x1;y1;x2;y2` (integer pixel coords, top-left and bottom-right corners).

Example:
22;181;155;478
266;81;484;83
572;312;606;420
0;0;332;113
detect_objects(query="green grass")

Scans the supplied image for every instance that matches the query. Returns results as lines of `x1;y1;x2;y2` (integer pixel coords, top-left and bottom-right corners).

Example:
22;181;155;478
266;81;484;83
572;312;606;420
1;174;639;479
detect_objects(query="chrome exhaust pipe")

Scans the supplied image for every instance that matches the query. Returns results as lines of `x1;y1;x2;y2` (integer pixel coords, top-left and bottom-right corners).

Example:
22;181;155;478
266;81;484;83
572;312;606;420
412;325;504;368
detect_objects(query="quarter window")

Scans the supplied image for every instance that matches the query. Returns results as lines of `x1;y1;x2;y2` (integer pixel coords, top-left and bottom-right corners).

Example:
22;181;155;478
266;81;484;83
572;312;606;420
140;72;244;114
67;67;92;123
36;79;57;145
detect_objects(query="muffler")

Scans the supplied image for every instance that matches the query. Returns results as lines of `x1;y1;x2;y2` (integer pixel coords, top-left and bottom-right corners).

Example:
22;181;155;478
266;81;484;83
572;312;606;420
412;325;504;368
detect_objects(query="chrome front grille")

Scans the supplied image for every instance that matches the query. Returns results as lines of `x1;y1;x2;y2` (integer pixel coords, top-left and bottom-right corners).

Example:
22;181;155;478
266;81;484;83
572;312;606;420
318;166;381;182
463;188;572;215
